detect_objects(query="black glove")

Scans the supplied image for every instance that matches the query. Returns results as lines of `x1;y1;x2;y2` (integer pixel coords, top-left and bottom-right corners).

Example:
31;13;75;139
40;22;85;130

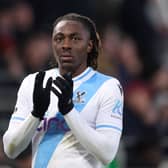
31;71;52;120
51;72;74;115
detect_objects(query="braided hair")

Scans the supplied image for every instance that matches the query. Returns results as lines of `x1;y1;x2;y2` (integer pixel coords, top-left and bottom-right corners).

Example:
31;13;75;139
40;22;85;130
52;13;101;69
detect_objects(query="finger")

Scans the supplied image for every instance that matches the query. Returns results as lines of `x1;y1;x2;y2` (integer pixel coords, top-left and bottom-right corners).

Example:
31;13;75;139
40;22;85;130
51;86;61;98
54;77;70;91
45;77;52;93
63;72;72;81
53;78;65;91
35;71;45;89
37;71;45;82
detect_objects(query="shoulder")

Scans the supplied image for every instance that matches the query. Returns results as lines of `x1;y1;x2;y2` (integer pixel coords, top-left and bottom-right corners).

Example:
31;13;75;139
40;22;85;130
45;68;59;79
95;71;123;97
23;68;59;82
20;68;59;89
95;71;121;86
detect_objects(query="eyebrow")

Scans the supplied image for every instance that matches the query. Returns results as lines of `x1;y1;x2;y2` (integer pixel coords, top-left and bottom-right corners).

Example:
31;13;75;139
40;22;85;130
54;32;81;37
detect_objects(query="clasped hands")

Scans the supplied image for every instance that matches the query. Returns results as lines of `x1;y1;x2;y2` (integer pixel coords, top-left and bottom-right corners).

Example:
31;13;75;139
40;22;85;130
31;71;74;120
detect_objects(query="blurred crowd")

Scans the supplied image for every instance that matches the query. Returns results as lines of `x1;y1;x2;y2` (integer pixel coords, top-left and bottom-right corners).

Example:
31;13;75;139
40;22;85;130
0;0;168;168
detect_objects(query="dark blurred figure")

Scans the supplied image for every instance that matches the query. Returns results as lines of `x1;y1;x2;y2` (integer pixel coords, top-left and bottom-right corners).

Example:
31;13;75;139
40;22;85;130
27;0;94;32
0;1;24;80
121;0;161;80
12;1;35;49
98;24;122;77
22;32;51;74
98;22;162;168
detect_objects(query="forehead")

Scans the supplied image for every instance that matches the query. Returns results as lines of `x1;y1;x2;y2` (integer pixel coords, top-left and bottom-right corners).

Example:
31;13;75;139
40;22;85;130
53;20;89;36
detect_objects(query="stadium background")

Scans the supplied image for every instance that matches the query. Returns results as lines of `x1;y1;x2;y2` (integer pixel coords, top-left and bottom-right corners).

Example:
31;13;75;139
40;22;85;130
0;0;168;167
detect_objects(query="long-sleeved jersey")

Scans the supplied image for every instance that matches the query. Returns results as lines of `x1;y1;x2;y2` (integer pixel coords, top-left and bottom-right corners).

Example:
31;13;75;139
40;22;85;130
3;67;124;168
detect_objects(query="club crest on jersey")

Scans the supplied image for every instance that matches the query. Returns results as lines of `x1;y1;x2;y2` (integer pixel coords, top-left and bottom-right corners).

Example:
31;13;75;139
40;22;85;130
73;91;86;104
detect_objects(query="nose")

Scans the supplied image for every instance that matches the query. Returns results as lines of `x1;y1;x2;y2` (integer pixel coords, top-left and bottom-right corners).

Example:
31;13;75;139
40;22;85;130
62;38;71;50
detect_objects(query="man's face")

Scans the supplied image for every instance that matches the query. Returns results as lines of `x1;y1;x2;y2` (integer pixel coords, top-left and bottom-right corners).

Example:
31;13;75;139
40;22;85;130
52;20;93;76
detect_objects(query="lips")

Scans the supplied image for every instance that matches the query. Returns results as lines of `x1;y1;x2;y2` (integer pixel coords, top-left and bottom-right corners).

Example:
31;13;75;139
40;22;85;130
60;54;73;61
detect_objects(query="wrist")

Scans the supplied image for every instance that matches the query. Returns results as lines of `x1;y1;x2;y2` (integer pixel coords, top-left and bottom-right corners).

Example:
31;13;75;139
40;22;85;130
60;102;74;115
31;110;43;120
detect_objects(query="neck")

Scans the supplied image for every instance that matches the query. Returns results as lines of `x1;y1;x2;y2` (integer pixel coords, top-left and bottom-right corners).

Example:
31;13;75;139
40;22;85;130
59;66;88;78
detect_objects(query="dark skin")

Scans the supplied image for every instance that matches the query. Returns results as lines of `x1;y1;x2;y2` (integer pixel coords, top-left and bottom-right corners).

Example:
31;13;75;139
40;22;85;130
52;20;93;77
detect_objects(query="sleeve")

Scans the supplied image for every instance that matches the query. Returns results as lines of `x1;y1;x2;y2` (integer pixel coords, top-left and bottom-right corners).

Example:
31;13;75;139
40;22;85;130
11;74;34;121
3;74;40;159
64;78;124;165
96;78;123;134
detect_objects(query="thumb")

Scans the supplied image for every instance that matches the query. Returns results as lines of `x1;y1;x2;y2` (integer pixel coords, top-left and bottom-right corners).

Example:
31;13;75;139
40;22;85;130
63;72;72;80
63;72;73;86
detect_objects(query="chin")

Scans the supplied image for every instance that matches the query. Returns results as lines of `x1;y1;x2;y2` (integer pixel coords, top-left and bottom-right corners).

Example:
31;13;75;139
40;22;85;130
62;64;74;72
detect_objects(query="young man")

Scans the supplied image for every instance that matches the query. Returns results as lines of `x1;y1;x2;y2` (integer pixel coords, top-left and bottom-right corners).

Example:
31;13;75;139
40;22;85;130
3;13;124;168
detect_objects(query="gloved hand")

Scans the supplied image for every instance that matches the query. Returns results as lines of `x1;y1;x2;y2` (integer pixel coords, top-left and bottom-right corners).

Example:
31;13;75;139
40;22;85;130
31;71;52;120
51;72;74;115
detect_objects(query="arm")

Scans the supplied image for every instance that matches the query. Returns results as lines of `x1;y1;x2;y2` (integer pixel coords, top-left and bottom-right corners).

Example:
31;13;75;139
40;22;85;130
65;79;123;164
3;72;52;159
3;114;40;159
52;74;123;165
64;109;121;165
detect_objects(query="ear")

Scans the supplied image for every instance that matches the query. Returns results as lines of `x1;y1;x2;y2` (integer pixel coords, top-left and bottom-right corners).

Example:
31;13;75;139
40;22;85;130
87;40;93;53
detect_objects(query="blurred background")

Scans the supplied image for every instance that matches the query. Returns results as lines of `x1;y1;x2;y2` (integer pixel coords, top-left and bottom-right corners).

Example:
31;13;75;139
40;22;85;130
0;0;168;167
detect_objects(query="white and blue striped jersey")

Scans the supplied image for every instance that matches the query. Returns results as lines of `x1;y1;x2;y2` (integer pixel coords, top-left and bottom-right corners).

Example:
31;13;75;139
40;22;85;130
4;67;123;168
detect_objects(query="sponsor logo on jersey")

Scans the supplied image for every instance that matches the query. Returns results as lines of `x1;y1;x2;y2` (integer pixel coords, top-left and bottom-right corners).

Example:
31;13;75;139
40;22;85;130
111;99;123;119
37;113;69;133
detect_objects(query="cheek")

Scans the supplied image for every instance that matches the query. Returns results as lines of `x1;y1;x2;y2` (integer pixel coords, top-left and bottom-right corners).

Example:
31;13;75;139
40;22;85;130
74;47;88;60
75;44;89;54
52;42;57;51
52;43;60;55
52;45;59;62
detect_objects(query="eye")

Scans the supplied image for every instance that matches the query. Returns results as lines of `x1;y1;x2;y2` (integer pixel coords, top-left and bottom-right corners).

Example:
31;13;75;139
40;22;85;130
72;36;81;41
54;36;63;43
